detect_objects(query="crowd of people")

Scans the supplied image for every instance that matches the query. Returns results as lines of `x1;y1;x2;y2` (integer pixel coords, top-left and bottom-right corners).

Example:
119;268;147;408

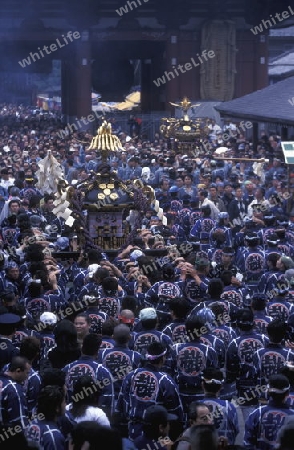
1;103;294;449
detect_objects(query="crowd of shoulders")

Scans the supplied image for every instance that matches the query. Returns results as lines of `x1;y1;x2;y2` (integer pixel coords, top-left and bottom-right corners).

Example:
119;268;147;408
0;105;294;449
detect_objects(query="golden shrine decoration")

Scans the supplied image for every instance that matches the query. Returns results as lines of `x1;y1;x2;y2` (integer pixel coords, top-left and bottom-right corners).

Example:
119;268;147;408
160;97;210;155
87;120;123;161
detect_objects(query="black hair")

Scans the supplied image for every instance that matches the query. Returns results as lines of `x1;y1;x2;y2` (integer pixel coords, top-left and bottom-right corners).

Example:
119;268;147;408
287;314;294;341
7;303;26;320
210;302;225;319
113;324;131;345
280;365;294;389
8;199;20;209
25;243;45;262
208;278;224;298
7;214;17;226
188;402;209;421
211;229;226;244
202;205;211;217
102;318;117;336
277;420;294;450
264;213;277;226
169;297;190;319
268;374;290;404
141;318;157;330
29;194;41;209
202;367;223;394
159;177;169;186
37;385;65;421
146;342;166;365
9;356;30;372
267;319;287;343
137;256;160;282
244;232;259;247
237;309;254;331
41;368;66;389
87;249;103;264
101;277;118;294
71;375;102;417
83;291;99;307
43;193;55;203
121;296;137;314
267;253;282;268
82;333;102;355
275;228;286;239
162;263;175;281
28;280;43;298
94;267;109;283
186;252;197;265
142;413;168;440
53;319;80;352
1;290;16;304
189;425;218;450
185;316;205;340
251;294;267;311
74;311;91;324
70;422;123;450
220;270;233;287
19;336;40;362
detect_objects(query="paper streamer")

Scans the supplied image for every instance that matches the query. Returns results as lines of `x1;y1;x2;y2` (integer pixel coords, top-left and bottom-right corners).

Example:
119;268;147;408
53;187;75;227
65;216;75;227
36;151;64;194
157;208;163;220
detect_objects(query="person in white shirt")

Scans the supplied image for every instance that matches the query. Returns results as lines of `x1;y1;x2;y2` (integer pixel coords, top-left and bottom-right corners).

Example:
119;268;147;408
208;119;222;133
65;375;110;428
199;190;220;221
247;187;270;218
0;168;15;190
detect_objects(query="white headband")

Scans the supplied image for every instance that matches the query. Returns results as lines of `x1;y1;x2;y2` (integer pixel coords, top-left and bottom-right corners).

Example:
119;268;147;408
267;385;290;394
145;349;167;360
202;378;223;385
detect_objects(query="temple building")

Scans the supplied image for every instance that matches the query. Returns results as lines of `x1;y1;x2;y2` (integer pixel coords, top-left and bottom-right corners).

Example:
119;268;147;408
0;0;289;120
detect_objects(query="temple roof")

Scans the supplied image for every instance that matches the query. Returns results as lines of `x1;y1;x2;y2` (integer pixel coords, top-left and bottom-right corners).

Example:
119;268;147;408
215;76;294;126
269;51;294;76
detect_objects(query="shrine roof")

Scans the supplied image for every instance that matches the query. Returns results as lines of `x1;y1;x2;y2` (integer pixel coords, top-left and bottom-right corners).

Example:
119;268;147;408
215;76;294;127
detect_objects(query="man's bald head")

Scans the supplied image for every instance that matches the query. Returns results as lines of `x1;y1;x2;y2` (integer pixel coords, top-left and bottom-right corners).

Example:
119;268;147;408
113;324;131;345
119;309;135;327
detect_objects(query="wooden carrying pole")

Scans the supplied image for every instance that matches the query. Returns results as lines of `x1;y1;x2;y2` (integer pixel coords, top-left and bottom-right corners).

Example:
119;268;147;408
213;157;269;163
